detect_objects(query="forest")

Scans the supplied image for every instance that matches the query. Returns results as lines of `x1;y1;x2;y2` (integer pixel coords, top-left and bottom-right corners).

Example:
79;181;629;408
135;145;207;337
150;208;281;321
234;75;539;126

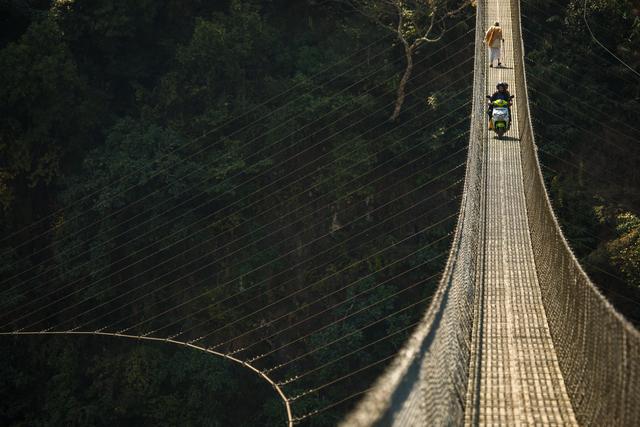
522;0;640;324
0;0;638;425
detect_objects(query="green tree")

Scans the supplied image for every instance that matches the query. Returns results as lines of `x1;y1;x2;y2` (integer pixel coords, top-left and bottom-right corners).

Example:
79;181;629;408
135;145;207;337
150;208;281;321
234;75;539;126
0;16;96;222
607;212;640;289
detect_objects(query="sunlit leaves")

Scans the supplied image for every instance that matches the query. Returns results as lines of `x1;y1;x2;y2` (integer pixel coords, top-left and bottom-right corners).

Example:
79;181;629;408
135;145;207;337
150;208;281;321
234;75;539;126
607;213;640;289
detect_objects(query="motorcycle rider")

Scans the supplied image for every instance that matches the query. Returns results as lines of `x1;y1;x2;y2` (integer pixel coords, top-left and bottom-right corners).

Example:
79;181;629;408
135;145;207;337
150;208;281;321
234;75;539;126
488;81;512;128
490;81;511;103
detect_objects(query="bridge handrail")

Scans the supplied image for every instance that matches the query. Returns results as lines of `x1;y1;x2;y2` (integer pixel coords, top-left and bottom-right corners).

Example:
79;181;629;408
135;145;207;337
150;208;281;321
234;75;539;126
511;0;640;424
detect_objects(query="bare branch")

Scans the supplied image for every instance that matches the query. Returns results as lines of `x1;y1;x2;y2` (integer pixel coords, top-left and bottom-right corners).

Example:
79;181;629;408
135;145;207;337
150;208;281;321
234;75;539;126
394;0;410;48
337;0;473;121
415;0;471;47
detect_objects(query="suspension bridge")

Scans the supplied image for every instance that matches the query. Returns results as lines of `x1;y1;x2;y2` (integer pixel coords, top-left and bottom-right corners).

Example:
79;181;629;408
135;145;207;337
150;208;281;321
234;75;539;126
1;0;639;425
344;0;640;425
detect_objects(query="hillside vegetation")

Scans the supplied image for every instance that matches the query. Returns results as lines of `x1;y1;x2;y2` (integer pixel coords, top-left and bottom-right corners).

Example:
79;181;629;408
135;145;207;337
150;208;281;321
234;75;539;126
522;0;640;325
2;0;638;424
0;0;473;425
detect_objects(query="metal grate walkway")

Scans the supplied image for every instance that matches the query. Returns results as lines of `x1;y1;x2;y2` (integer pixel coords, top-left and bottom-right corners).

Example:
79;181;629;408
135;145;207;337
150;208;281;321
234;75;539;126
464;0;577;424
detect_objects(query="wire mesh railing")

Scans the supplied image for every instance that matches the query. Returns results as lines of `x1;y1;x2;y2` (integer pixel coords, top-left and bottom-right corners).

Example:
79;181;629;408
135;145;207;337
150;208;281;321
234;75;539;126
511;0;640;424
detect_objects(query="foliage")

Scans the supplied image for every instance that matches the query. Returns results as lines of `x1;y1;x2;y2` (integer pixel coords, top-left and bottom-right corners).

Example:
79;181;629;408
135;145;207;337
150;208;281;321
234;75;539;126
0;15;96;217
0;0;473;425
607;213;640;289
523;0;640;324
0;335;284;426
343;0;472;120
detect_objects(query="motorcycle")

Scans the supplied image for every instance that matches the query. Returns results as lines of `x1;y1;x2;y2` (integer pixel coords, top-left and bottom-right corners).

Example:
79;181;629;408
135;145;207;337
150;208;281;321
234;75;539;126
486;95;514;138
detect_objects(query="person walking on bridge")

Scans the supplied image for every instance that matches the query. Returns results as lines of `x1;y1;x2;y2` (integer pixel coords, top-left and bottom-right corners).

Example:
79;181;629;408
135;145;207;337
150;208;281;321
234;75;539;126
484;22;503;67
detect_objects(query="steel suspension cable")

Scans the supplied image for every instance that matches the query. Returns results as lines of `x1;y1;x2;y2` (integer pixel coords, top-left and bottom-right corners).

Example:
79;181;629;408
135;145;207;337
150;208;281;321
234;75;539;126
237;275;441;380
6;85;471;331
522;76;640;145
105;136;467;337
263;295;433;375
0;29;405;248
208;242;449;354
0;58;472;315
111;159;465;338
77;188;457;339
287;354;396;402
0;27;420;251
0;330;295;426
290;387;372;424
0;62;473;311
11;148;461;336
49;174;456;340
526;73;640;147
519;1;640;87
522;50;640;120
242;280;438;370
131;178;462;341
8;103;470;334
93;147;466;335
582;0;640;79
278;322;419;386
208;247;454;363
1;25;476;290
579;262;640;308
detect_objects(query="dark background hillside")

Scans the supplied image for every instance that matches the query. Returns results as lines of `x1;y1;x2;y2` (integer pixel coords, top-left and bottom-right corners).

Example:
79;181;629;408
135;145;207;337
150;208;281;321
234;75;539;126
0;0;474;425
522;0;640;325
1;0;638;425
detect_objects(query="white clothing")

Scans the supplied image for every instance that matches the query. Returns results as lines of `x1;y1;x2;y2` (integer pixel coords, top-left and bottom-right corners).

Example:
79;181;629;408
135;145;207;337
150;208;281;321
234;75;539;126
489;47;501;65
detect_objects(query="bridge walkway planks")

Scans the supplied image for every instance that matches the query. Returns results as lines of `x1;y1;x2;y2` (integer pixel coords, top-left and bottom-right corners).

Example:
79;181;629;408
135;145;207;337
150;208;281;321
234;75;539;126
463;0;578;424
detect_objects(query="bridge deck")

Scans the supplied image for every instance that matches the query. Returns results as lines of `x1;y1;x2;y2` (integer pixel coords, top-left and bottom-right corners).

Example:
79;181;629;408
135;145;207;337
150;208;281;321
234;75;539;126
464;0;577;424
